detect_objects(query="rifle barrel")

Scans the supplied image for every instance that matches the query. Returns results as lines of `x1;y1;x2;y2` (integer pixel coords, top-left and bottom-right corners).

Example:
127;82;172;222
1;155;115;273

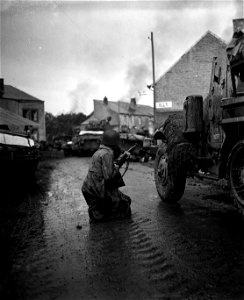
128;143;137;153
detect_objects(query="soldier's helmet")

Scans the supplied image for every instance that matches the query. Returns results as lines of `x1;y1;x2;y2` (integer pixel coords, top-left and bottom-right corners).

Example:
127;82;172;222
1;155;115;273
102;129;120;147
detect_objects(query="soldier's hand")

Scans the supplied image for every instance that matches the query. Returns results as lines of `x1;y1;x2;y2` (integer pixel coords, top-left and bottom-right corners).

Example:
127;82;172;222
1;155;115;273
124;151;131;158
114;164;120;171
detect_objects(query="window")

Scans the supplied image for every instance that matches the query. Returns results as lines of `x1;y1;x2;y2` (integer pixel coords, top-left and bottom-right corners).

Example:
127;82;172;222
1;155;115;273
23;109;38;122
31;110;38;122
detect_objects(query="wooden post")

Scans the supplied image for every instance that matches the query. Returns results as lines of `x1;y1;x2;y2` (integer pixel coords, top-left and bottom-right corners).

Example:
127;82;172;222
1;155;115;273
151;32;156;129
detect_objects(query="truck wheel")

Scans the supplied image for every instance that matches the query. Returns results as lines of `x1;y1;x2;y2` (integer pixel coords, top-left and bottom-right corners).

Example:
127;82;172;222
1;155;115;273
228;140;244;216
154;143;187;203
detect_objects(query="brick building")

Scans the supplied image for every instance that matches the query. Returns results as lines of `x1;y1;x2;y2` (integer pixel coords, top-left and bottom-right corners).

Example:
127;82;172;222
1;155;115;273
154;31;227;127
0;79;46;141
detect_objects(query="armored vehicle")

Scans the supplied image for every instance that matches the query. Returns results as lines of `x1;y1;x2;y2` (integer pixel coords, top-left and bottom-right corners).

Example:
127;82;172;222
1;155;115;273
154;20;244;216
71;129;103;156
69;120;106;156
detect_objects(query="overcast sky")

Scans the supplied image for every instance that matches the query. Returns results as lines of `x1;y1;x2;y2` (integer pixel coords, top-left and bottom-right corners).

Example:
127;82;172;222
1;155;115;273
1;0;243;115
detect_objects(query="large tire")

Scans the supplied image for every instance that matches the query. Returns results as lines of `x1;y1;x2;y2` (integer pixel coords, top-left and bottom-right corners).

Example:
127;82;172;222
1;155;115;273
154;113;195;203
228;140;244;216
162;114;187;151
154;143;188;203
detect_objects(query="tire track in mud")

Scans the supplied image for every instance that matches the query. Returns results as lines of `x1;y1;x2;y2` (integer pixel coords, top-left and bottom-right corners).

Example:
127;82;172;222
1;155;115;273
126;164;233;297
125;216;190;299
82;216;188;299
132;211;216;298
130;197;244;300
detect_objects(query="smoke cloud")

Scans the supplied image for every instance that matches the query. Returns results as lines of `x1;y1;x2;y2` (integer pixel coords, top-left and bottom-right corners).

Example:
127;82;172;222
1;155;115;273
125;63;151;99
69;82;98;115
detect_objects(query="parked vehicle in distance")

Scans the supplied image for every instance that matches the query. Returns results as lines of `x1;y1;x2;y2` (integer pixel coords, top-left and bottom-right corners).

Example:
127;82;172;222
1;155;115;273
52;135;72;151
120;124;157;161
71;130;103;156
62;120;105;157
62;140;73;157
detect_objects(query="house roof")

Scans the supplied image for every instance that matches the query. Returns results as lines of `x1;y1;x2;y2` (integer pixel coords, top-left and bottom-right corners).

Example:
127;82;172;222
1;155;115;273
155;31;227;84
94;99;153;116
0;107;39;127
82;113;98;124
1;85;43;102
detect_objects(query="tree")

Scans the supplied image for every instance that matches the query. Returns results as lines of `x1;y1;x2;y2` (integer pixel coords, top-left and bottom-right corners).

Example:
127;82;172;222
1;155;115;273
45;112;87;144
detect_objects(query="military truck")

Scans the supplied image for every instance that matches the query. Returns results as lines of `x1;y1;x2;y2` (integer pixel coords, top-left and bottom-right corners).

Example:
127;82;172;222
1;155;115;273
0;127;39;178
154;20;244;216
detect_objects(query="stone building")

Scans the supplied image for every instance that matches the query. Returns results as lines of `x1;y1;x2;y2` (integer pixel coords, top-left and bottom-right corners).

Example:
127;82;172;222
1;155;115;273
0;79;46;141
154;31;227;127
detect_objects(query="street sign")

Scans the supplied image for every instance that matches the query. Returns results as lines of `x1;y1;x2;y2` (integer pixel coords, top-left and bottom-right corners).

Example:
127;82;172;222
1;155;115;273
156;101;172;109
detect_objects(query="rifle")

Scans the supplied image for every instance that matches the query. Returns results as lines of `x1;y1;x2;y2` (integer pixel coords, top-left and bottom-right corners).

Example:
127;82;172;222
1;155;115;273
106;144;138;189
115;144;137;176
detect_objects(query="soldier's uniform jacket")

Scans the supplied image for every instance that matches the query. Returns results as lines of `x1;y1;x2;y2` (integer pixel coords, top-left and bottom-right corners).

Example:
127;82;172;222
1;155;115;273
82;144;119;207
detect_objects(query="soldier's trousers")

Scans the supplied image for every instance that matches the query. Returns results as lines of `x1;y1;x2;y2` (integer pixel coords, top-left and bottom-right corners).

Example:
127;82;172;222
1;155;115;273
82;188;131;222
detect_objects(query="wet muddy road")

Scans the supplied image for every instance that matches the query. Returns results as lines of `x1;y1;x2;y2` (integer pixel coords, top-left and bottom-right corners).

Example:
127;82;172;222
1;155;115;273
1;156;244;300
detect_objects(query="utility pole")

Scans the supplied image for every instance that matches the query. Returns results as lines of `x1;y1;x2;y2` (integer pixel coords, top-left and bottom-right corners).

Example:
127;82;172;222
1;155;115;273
150;32;156;128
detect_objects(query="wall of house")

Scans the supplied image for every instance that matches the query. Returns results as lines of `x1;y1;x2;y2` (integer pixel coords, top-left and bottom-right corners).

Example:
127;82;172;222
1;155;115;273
0;98;19;112
19;100;46;141
0;98;46;141
119;114;154;130
155;32;227;127
92;99;154;133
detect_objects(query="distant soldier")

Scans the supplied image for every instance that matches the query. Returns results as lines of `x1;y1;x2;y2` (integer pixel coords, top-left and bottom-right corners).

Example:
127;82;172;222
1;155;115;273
100;116;112;131
104;116;112;131
82;129;131;222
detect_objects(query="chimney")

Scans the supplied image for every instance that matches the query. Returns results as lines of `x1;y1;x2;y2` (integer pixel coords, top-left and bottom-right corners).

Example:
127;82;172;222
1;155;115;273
130;98;136;106
129;97;136;112
103;96;108;105
233;18;244;33
0;78;4;97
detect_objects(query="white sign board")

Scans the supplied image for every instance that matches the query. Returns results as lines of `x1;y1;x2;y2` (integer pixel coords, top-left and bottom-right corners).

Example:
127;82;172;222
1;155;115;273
156;101;173;109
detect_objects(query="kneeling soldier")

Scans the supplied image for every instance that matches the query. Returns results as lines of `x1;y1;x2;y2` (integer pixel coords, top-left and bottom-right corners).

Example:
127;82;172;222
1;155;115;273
82;129;131;222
